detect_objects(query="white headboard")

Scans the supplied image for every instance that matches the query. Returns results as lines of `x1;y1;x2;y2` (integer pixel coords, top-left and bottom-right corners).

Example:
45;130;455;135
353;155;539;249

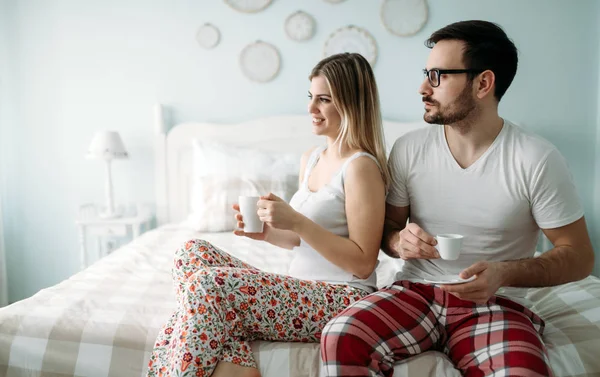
154;103;427;225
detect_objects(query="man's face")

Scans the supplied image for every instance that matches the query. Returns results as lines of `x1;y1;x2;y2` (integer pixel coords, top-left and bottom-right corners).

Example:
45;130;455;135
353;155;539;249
419;40;478;125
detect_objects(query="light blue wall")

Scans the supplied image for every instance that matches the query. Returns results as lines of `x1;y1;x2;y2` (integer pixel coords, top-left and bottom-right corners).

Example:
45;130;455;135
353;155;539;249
3;0;599;303
1;0;20;302
594;0;600;277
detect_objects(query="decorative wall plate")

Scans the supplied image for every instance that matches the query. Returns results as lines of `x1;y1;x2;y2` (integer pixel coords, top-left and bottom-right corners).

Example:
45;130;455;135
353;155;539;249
284;11;316;41
381;0;428;36
239;41;281;82
323;25;378;66
224;0;272;13
196;23;220;49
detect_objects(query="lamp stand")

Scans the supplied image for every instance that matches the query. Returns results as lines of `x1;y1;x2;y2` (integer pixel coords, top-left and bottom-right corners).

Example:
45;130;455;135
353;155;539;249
100;159;121;219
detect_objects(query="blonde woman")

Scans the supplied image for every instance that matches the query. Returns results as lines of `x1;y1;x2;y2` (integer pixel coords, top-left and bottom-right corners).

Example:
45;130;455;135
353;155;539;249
147;53;389;377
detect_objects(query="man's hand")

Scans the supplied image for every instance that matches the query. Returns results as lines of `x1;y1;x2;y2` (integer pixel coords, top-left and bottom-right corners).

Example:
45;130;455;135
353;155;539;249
396;223;440;260
440;261;508;304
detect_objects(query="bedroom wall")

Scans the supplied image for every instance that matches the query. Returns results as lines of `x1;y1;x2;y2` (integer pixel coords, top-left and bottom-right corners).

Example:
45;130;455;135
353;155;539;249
2;0;600;303
0;0;18;305
594;0;600;279
0;0;14;306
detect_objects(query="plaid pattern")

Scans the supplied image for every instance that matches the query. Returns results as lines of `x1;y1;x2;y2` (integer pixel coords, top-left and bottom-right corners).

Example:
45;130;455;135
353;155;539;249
0;226;599;377
0;227;295;377
321;281;553;377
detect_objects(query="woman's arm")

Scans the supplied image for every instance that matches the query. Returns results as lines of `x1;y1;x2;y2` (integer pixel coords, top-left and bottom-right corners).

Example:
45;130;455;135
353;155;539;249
264;147;319;249
233;204;300;249
233;147;317;250
294;157;386;278
258;156;386;278
263;228;300;250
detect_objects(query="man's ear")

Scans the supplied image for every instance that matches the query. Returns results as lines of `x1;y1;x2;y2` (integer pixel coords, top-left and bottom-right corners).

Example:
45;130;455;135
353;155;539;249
476;70;495;99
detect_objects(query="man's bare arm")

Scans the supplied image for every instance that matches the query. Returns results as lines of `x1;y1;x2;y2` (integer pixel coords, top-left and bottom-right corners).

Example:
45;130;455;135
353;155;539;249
501;217;595;287
381;204;410;258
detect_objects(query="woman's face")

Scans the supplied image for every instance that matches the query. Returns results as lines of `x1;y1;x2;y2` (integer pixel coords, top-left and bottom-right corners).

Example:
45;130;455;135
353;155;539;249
308;75;341;138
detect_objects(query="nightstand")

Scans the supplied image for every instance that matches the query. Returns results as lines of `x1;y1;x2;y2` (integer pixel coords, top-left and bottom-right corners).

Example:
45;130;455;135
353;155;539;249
76;203;154;269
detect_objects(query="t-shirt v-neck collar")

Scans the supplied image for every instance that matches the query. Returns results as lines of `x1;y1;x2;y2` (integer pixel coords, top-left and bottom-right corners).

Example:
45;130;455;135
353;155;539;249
440;120;507;172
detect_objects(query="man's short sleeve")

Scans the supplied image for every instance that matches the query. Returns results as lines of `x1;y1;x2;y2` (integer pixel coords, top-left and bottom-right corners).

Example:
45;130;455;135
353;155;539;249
530;149;584;229
386;138;410;207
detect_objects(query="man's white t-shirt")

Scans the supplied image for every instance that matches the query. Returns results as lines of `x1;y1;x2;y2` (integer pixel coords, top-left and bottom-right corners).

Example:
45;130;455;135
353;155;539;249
387;120;584;300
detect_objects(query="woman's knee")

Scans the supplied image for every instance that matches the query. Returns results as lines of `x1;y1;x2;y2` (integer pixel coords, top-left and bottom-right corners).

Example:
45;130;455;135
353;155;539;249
180;239;211;254
188;268;221;292
178;268;225;308
174;239;211;265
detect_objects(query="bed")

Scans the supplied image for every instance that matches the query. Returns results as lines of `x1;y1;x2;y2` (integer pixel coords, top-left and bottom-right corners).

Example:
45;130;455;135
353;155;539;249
1;105;599;377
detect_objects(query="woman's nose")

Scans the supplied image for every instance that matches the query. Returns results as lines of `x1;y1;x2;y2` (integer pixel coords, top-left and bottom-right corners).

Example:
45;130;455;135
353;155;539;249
308;99;318;114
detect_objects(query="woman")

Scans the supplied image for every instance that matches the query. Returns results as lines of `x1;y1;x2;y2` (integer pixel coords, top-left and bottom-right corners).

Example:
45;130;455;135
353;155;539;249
147;52;390;377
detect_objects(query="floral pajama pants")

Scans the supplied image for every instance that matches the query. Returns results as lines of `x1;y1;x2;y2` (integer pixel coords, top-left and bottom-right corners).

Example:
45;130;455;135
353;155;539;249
147;239;368;377
321;280;553;377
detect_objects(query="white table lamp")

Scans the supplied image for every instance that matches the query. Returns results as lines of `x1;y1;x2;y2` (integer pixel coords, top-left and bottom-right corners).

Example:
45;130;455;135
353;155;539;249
86;131;129;219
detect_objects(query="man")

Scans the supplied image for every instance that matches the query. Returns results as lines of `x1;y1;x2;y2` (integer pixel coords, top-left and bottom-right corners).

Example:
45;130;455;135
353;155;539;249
320;20;595;377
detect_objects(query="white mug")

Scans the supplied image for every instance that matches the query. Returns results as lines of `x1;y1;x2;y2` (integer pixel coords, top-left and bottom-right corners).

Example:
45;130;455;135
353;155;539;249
434;234;464;260
238;195;264;233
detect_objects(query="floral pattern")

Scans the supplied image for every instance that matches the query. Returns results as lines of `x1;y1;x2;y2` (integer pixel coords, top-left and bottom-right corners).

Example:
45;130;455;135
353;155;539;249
147;239;367;377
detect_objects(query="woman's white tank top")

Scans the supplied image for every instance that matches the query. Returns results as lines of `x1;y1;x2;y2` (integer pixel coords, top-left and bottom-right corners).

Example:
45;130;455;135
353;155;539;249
287;146;380;293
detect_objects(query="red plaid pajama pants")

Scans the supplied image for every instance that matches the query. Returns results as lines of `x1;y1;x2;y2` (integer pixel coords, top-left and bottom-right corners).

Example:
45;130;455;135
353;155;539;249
321;280;553;377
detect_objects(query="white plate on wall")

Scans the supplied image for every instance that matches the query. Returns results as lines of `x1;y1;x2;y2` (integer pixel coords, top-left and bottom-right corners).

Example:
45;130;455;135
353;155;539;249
196;23;220;49
224;0;272;13
239;41;281;83
323;25;378;66
381;0;428;37
284;11;316;42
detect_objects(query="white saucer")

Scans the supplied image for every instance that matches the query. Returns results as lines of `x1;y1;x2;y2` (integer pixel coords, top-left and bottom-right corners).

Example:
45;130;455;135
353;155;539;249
423;275;476;285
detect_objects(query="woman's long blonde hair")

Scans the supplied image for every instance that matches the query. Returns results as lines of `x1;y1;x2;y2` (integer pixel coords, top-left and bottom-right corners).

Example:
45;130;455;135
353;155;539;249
309;52;390;189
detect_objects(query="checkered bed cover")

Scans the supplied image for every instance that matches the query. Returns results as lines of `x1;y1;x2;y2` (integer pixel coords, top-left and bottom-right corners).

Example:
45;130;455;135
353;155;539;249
1;225;599;377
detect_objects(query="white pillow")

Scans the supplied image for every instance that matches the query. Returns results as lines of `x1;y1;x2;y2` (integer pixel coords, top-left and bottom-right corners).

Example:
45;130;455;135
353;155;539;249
185;139;301;232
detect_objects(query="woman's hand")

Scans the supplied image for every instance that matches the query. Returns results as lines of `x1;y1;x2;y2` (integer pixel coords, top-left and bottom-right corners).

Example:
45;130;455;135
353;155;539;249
232;203;270;241
257;193;304;231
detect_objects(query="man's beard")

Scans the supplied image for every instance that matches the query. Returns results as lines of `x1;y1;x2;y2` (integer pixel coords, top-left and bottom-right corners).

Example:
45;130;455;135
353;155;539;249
422;84;477;126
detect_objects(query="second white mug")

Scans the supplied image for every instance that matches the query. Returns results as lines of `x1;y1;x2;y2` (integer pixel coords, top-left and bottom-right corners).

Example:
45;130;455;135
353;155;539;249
435;234;464;260
238;195;264;233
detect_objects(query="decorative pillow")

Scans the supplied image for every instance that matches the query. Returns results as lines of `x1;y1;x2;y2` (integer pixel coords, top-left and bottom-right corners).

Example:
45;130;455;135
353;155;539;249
185;139;301;232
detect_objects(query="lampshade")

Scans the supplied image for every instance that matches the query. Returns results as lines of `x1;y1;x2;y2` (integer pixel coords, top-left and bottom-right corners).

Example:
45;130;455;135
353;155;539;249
86;131;129;160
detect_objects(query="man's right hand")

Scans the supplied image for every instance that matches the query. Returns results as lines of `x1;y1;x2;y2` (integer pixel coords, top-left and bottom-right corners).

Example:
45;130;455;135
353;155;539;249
396;223;440;260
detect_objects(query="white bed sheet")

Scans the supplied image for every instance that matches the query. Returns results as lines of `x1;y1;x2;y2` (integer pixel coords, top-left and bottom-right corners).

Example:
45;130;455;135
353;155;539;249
2;224;600;377
0;224;401;377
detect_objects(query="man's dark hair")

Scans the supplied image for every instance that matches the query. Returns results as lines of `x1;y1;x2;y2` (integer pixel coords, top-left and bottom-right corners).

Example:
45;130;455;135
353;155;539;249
426;20;518;101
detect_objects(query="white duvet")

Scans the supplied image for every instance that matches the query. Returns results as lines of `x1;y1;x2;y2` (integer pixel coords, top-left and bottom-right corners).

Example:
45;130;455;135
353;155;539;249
1;224;599;377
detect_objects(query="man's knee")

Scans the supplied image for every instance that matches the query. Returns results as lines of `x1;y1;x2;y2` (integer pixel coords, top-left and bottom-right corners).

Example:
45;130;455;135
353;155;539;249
321;313;370;359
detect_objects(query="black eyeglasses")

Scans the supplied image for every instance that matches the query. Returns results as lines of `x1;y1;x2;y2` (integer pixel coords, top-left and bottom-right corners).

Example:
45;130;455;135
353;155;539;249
423;68;485;87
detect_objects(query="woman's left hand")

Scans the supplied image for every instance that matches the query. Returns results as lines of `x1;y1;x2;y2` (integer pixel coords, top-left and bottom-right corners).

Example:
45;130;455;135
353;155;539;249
257;193;303;231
